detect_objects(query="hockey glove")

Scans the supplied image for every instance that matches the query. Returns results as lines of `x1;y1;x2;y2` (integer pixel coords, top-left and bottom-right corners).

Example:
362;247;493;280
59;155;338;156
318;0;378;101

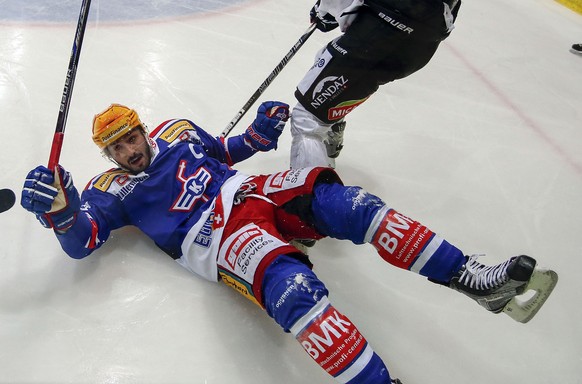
21;165;81;232
244;101;290;151
310;0;339;32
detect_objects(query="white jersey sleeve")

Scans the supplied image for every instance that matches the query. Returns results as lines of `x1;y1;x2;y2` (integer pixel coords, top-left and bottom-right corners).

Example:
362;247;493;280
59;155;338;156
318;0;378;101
318;0;365;32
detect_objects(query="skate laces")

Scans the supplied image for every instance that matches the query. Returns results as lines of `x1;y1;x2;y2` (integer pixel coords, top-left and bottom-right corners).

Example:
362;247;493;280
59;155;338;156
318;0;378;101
459;254;512;290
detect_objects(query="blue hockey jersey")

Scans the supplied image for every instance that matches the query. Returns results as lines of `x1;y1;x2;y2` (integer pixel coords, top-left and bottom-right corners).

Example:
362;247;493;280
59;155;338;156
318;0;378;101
57;119;258;281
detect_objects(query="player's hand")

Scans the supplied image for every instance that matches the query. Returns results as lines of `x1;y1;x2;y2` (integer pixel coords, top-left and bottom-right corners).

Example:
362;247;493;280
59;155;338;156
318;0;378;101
310;0;339;32
21;165;80;231
244;101;290;151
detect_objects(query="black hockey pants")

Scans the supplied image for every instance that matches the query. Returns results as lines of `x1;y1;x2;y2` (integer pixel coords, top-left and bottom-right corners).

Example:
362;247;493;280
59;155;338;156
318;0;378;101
295;0;461;124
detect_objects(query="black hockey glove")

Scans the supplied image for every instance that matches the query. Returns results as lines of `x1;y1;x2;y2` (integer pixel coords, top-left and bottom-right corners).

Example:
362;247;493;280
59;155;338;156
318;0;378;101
21;165;80;232
310;1;339;32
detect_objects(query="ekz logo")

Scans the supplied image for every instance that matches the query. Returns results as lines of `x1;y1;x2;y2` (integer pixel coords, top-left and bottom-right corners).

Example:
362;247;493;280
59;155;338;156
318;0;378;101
171;161;212;211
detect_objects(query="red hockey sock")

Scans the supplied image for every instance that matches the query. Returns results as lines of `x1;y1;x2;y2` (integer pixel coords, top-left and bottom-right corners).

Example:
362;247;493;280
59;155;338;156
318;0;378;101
367;206;435;270
290;296;390;383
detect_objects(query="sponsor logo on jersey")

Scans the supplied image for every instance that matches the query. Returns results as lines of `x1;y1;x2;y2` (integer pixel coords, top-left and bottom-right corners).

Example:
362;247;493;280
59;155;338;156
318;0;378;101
267;170;290;189
224;226;271;271
194;214;214;248
92;170;128;192
264;168;307;193
171;161;212;211
218;224;287;302
310;76;348;110
159;120;196;143
222;224;284;276
92;170;150;200
117;175;150;200
327;97;368;121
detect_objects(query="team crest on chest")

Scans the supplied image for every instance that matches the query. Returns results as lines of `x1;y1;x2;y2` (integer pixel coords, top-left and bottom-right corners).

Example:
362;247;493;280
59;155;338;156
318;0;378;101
171;160;212;211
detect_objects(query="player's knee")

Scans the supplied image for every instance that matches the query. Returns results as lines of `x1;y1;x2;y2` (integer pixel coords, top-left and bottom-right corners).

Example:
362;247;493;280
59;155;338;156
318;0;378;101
312;183;385;243
262;255;328;332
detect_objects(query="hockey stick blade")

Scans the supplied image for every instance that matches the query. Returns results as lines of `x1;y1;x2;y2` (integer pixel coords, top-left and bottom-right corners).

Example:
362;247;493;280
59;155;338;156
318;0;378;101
503;268;558;323
0;189;16;214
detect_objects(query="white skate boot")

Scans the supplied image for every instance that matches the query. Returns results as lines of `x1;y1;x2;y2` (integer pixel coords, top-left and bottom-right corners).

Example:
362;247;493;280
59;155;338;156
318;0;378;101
450;254;558;323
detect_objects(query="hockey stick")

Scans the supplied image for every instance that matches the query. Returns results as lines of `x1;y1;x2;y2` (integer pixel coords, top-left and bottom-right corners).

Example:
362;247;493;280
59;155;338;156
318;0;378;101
47;0;92;170
0;189;16;214
220;23;317;138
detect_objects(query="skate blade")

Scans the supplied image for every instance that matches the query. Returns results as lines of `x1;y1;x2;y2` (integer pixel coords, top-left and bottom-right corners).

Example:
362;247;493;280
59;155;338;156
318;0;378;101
503;268;558;323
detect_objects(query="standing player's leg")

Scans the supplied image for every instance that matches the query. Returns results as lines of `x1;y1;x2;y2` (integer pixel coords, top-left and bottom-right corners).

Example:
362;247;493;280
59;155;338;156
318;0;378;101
290;5;445;169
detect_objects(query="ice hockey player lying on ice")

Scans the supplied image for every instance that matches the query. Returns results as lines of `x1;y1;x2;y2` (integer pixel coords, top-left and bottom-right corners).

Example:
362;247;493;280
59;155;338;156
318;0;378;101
21;101;557;384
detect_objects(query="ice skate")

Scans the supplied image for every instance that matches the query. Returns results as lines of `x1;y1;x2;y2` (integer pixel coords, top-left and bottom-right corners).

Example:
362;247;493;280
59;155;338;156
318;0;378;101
290;238;317;254
324;121;346;159
450;254;558;323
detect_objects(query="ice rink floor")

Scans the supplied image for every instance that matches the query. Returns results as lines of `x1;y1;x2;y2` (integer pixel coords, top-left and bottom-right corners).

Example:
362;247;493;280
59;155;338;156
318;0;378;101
1;0;582;383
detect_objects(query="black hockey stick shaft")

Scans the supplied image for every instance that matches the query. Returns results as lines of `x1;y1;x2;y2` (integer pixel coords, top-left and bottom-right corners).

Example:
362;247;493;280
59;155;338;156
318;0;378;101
220;23;317;138
48;0;92;170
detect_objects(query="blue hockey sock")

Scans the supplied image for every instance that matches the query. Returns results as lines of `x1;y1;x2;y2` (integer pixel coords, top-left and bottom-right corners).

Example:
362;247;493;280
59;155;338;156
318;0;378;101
312;183;465;282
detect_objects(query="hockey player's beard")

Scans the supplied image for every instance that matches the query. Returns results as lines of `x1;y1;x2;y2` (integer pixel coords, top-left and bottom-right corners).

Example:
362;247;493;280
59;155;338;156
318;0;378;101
125;151;150;174
107;130;152;174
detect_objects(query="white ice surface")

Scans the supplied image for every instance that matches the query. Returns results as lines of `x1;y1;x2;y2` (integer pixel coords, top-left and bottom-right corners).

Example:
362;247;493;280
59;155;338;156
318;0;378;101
1;0;581;383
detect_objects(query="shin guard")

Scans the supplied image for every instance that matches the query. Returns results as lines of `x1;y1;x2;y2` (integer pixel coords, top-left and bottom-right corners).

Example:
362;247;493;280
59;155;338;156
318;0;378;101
365;205;465;282
290;296;391;384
